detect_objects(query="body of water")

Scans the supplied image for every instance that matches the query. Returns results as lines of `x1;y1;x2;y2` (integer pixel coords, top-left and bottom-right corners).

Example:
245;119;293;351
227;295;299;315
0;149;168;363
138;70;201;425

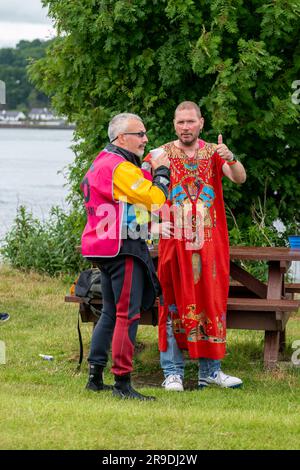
0;128;74;239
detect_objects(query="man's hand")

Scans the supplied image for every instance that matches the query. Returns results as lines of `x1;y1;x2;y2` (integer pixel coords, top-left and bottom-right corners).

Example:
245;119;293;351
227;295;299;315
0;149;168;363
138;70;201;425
150;221;173;238
151;151;170;169
216;134;234;161
219;133;247;184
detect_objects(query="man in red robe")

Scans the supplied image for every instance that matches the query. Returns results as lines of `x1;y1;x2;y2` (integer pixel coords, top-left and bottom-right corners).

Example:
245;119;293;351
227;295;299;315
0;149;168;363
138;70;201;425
155;101;246;391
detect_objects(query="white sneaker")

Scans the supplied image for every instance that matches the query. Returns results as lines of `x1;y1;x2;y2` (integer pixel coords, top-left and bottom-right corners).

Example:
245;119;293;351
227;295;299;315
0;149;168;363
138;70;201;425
198;370;243;389
162;374;184;391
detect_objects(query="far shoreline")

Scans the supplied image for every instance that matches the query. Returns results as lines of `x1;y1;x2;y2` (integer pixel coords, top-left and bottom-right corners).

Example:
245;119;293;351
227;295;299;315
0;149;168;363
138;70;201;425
0;122;75;130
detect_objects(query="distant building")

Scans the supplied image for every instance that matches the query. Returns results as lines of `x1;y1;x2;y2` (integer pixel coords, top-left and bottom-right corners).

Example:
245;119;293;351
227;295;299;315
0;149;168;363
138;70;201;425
0;108;74;129
0;110;26;121
28;107;58;121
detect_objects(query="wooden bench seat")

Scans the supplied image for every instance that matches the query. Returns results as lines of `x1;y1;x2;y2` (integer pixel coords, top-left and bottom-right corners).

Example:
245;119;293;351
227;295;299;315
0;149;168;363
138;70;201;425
227;297;299;312
226;297;299;334
65;294;299;314
65;295;101;305
285;283;300;294
65;295;157;325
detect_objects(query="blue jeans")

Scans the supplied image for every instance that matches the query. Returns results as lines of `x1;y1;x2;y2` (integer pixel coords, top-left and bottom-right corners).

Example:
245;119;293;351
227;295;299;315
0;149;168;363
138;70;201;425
160;316;221;380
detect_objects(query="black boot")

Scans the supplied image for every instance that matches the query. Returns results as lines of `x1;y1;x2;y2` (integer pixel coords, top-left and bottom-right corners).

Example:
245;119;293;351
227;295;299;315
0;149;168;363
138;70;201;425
112;374;156;401
85;364;112;391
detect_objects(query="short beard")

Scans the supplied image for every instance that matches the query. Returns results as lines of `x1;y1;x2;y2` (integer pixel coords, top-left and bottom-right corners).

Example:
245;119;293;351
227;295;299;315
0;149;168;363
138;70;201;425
135;149;145;158
179;136;198;147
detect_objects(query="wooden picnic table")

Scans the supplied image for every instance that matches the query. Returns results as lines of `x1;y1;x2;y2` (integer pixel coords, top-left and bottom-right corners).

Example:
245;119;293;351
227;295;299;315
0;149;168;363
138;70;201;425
229;246;300;298
228;246;300;367
150;245;300;297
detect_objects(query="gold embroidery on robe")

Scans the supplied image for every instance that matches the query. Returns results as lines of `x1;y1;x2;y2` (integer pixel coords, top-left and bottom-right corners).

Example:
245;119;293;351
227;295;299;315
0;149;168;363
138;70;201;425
191;254;201;284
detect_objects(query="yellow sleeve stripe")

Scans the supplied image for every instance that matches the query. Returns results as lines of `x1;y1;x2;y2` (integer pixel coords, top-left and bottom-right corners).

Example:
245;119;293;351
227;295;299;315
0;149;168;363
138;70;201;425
113;161;166;211
130;178;145;190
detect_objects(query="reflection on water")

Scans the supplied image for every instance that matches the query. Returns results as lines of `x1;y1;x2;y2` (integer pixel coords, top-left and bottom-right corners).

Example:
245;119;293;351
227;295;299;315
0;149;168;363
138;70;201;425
0;128;74;240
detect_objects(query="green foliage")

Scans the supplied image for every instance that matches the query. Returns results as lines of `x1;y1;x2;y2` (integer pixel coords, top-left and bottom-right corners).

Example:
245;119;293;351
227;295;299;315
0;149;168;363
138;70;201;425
0;39;51;109
228;194;288;280
0;206;88;276
28;0;300;230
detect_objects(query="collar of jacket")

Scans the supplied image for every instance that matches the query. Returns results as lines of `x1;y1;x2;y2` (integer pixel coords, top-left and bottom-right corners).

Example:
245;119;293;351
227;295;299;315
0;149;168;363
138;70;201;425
105;143;141;168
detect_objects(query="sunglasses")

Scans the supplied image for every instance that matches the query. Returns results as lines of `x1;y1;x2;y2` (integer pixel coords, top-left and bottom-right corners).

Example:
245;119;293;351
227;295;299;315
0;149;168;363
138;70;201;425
110;131;148;143
122;131;148;138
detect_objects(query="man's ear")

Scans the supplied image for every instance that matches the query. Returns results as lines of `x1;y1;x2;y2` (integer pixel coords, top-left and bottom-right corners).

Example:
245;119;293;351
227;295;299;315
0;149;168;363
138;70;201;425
117;134;126;146
200;117;204;131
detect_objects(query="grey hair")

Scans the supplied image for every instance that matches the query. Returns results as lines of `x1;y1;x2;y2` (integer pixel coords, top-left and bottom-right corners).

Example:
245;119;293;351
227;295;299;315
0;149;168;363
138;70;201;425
108;113;143;142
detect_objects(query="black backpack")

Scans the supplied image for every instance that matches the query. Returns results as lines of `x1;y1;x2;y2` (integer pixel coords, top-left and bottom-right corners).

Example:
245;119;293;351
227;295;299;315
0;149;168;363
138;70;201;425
74;268;102;369
75;268;102;313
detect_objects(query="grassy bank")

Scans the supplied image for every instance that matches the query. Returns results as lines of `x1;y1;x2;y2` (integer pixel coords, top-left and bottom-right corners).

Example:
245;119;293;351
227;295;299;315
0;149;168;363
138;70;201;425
0;265;299;450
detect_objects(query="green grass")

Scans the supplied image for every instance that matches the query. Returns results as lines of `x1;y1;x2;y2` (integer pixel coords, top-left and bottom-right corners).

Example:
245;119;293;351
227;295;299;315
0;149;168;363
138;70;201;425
0;264;299;450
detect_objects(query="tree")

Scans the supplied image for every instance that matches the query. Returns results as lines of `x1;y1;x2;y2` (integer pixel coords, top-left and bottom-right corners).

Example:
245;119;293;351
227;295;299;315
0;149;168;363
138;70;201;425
0;39;51;110
29;0;300;231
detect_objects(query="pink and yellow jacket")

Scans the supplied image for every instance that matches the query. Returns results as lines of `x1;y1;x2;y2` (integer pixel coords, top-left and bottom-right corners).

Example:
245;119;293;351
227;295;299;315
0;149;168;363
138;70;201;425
81;146;168;258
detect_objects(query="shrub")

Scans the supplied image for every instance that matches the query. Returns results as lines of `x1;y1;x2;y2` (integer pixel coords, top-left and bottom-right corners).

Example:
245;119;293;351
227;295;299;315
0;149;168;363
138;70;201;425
228;198;288;281
0;205;88;276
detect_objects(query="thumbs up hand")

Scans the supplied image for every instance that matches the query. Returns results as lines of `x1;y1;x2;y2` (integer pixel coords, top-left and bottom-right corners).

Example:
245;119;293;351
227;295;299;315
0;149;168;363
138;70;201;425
216;133;234;161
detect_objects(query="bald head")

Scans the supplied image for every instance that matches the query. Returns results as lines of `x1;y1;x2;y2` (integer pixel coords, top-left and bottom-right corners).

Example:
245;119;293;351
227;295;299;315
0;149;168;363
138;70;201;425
174;101;202;119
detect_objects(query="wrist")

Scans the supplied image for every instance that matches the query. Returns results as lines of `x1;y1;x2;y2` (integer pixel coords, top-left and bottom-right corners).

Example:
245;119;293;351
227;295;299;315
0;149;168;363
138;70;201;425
149;222;160;241
227;153;238;165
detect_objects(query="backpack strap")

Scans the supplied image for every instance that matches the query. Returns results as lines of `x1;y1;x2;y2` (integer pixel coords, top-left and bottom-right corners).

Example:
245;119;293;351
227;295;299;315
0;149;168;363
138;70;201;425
76;311;84;371
76;301;101;371
87;301;101;319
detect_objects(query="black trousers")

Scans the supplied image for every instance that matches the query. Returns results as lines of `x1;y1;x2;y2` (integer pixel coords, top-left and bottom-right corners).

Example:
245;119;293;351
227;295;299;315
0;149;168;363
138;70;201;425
88;256;145;376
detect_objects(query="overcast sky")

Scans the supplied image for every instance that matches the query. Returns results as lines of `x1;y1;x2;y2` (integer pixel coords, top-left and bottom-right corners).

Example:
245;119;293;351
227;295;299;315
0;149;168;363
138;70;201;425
0;0;56;48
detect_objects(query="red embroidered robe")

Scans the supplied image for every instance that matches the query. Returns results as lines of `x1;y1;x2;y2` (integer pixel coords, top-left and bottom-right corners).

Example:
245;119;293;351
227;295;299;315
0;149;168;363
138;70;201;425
158;140;229;359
